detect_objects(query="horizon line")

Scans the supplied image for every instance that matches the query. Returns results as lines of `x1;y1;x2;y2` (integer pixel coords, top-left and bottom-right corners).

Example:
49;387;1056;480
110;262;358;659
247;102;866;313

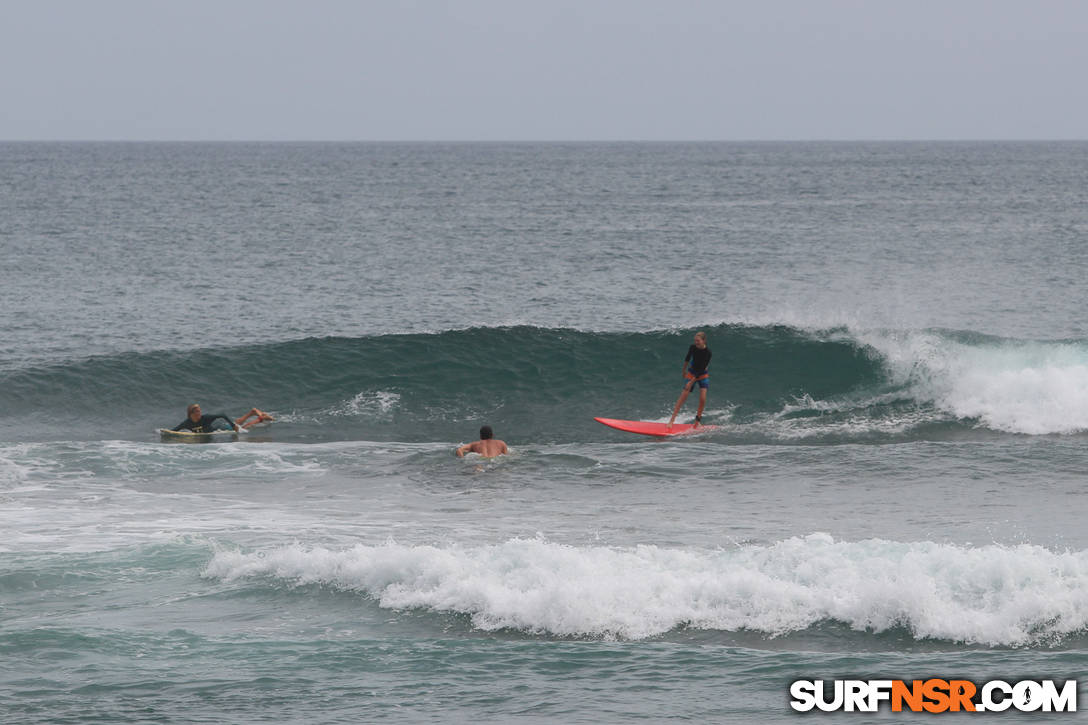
3;137;1087;144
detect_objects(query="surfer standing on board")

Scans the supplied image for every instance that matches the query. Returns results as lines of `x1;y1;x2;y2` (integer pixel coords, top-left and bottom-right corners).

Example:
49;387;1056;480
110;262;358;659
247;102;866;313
456;425;508;458
667;331;712;430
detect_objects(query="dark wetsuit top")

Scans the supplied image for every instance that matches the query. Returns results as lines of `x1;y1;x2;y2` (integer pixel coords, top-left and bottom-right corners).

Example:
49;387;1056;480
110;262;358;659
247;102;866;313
172;414;234;433
685;345;712;375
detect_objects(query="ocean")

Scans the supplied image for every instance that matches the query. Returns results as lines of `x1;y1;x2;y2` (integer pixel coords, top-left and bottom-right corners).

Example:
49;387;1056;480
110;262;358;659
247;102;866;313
2;141;1087;723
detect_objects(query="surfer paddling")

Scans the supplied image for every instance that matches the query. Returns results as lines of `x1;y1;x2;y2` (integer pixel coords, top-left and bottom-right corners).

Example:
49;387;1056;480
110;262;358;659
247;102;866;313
667;331;712;430
456;425;508;458
171;404;274;433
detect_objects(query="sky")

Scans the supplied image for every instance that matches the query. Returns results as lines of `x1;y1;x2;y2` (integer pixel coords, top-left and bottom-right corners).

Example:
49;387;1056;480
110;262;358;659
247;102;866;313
2;0;1086;141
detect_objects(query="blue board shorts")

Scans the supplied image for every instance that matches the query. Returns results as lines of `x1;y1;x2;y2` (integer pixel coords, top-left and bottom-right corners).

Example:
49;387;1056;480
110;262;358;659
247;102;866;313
685;370;709;390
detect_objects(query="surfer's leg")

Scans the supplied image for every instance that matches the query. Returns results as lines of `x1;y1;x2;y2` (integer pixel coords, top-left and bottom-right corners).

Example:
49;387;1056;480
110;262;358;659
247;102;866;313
695;388;707;425
668;381;695;428
239;409;271;429
236;408;267;427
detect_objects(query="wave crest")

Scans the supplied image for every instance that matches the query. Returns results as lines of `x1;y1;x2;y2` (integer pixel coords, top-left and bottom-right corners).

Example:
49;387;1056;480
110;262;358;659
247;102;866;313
5;325;1088;439
204;534;1088;645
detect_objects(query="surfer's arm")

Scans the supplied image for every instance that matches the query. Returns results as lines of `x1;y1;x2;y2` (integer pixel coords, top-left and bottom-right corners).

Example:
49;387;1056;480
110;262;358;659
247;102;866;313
455;442;473;457
171;420;190;432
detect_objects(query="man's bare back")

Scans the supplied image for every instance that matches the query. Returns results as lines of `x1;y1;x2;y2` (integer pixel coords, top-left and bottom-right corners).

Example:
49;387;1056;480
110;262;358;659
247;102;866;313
455;425;508;458
457;439;508;458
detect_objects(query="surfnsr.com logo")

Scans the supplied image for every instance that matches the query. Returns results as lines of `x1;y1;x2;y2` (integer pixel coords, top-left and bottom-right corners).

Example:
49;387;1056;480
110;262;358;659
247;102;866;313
789;679;1078;713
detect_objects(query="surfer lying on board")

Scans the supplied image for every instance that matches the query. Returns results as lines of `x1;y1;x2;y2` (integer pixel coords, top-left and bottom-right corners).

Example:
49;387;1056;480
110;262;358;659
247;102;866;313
171;404;274;433
455;425;508;458
667;331;712;430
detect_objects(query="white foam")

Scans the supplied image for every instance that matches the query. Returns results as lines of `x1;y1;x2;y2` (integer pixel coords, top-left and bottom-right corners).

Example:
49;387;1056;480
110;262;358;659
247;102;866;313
0;446;35;486
752;391;933;440
0;440;344;552
204;533;1088;645
0;442;84;489
858;329;1088;435
328;391;401;418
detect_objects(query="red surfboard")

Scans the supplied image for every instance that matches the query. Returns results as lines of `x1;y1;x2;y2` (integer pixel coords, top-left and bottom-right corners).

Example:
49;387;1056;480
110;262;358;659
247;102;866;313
594;417;718;437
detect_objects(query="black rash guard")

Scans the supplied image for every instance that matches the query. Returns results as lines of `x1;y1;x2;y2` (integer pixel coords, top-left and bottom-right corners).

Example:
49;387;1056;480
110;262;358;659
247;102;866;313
685;345;712;375
173;414;234;433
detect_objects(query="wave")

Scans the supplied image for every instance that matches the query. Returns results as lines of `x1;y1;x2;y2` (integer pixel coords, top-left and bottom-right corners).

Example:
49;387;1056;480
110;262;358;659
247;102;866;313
3;325;1088;441
204;534;1088;646
857;328;1088;435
